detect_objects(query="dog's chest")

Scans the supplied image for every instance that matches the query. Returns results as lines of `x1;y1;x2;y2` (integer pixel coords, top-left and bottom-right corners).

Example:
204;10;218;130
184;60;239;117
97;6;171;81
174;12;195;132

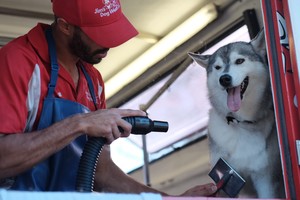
208;109;270;170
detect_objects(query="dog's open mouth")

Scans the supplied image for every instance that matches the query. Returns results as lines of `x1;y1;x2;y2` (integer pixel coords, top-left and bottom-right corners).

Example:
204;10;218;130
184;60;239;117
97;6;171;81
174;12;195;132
240;76;249;98
226;76;249;112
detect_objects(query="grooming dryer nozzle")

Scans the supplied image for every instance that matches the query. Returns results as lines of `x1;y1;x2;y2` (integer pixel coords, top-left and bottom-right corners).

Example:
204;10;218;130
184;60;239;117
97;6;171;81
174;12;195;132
121;116;169;135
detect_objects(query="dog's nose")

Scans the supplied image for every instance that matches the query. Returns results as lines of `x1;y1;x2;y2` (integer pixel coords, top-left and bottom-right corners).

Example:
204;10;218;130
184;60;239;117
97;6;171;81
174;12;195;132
219;74;232;87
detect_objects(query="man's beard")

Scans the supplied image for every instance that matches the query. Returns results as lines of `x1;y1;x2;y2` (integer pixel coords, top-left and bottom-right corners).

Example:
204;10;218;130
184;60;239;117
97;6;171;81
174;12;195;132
69;28;104;64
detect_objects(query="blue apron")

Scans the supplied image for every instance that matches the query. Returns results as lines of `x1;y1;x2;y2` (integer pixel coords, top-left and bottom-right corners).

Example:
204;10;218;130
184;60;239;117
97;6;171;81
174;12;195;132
11;28;98;191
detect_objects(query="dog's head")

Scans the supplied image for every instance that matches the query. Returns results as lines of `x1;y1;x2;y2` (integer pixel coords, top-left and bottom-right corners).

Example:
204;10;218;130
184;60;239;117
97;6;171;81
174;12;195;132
189;30;270;115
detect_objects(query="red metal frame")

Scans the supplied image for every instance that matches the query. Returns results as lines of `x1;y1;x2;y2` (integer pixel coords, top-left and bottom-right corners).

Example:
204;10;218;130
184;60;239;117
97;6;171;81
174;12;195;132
261;0;300;199
282;1;300;120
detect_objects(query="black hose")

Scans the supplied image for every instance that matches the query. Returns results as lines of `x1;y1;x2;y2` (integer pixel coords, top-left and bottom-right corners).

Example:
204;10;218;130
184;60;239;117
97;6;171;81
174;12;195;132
75;116;168;192
76;137;106;192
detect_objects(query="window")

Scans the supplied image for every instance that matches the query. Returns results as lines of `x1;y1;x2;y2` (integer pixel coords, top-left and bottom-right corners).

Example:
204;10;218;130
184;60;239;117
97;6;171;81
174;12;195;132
111;25;251;173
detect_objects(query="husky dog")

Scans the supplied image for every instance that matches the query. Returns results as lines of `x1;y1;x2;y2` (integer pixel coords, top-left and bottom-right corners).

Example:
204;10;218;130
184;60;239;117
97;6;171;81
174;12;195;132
188;31;284;198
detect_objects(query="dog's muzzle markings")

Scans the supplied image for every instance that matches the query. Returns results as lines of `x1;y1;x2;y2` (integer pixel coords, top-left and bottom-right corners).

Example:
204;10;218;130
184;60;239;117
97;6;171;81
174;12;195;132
220;75;249;112
220;75;249;99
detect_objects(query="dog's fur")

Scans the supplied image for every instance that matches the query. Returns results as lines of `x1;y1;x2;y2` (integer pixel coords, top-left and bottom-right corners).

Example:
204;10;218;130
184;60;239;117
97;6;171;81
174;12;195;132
189;30;285;198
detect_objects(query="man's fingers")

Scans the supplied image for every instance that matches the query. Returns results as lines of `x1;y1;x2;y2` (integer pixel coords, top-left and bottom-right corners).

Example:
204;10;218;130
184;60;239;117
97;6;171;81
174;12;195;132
117;118;132;137
180;183;217;197
118;109;146;117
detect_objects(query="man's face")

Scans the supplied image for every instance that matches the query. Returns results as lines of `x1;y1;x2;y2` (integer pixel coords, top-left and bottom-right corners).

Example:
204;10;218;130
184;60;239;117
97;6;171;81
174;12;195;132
69;27;109;64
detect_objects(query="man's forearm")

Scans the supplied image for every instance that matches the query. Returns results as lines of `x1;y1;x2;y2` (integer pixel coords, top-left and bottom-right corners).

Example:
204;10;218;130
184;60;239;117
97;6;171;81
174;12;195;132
94;147;168;195
0;114;84;179
0;108;146;179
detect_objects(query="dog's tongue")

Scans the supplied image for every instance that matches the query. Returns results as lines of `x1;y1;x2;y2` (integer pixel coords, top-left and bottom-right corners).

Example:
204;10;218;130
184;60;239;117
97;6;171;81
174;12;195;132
227;86;241;112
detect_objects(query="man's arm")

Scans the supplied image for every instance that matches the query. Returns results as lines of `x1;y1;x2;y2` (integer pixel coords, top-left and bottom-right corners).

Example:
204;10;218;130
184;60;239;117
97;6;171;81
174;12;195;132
94;146;167;195
94;146;217;196
0;109;145;179
0;114;82;179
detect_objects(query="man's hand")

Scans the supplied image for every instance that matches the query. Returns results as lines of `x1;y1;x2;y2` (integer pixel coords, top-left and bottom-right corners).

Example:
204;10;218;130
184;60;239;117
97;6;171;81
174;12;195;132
78;108;146;144
179;183;217;197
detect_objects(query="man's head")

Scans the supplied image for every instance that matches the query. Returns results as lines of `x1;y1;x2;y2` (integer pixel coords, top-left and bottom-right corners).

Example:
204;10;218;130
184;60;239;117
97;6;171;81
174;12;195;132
69;26;110;64
51;0;138;48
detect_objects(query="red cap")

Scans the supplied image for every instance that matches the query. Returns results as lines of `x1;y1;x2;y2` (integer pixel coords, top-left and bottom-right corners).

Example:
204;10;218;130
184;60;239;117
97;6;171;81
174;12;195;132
52;0;138;48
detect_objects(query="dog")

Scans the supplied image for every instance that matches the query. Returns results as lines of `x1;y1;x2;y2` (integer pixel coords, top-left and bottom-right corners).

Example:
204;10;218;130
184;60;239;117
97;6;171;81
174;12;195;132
188;30;285;198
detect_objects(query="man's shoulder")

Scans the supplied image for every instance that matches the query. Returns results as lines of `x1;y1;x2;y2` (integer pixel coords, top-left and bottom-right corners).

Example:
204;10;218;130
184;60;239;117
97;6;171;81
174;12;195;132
1;34;29;54
0;35;37;68
1;23;49;61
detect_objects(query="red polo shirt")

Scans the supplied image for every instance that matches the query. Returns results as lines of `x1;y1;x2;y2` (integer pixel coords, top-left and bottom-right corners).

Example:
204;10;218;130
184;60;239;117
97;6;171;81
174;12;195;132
0;23;106;134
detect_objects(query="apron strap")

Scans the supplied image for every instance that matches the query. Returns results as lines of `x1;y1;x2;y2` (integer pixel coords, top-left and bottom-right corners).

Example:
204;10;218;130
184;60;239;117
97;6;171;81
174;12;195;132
80;65;98;110
45;27;98;110
45;28;59;98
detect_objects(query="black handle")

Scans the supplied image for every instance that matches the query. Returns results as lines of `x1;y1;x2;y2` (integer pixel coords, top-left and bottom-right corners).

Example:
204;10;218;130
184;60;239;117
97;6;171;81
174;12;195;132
121;116;169;134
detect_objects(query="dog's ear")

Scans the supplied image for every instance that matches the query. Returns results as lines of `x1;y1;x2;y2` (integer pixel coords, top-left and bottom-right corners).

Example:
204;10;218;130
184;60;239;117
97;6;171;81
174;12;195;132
250;28;266;58
188;52;210;68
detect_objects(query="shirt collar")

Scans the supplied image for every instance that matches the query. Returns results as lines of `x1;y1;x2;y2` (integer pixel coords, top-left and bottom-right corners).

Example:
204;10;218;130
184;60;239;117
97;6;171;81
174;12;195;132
27;23;51;65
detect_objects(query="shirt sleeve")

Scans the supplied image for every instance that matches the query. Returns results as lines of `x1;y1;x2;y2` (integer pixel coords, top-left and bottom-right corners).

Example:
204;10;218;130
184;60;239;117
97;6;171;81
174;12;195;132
0;42;36;134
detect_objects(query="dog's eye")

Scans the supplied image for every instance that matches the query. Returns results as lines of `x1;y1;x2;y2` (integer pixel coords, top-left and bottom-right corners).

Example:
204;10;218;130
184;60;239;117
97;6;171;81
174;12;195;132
235;58;245;64
215;65;221;70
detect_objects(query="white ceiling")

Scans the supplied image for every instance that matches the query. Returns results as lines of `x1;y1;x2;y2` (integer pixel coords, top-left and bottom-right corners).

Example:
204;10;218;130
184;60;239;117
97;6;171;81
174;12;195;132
99;0;214;81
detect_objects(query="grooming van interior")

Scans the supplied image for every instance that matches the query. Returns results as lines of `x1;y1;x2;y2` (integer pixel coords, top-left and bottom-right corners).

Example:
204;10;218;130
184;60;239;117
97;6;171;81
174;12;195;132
0;0;299;199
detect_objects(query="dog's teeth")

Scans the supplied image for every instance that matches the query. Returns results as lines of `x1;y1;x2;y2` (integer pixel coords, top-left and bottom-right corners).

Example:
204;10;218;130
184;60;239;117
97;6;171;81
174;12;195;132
240;77;249;95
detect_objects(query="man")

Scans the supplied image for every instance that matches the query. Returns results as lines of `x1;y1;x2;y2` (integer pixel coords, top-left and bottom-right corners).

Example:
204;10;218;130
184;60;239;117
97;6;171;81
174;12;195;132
0;0;217;196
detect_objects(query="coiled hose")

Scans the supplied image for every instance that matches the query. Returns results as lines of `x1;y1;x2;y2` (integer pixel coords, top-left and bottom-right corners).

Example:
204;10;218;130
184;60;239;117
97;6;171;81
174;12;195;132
75;116;168;192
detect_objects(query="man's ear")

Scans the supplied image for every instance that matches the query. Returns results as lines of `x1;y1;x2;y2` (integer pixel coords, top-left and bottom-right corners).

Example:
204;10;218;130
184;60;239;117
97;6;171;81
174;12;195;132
56;18;74;36
188;52;210;69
